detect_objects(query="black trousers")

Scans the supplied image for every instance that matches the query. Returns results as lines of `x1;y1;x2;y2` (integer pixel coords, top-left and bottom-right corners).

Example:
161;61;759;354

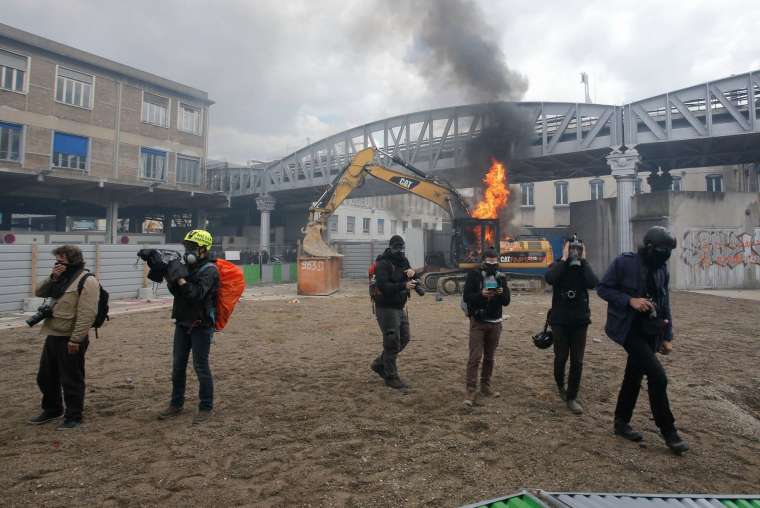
614;330;676;434
372;307;410;380
552;324;587;400
37;335;89;421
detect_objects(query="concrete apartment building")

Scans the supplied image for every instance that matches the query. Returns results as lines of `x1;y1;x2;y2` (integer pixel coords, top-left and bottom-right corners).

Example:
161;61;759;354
0;23;224;244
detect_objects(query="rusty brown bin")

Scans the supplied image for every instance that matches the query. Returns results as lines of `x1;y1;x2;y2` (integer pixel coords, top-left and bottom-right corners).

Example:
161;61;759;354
297;256;342;296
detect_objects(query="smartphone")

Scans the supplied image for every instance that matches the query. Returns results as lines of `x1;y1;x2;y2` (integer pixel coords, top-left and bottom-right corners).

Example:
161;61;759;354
484;279;498;290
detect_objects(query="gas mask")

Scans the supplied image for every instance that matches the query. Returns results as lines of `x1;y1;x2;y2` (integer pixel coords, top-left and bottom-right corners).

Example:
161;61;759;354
646;246;672;269
183;243;202;265
389;244;405;259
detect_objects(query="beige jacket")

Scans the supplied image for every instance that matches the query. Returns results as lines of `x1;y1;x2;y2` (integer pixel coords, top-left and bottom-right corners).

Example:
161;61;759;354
35;271;100;342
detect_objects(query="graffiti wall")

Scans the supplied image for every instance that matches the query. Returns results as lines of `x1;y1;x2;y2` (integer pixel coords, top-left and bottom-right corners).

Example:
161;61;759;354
677;228;760;290
682;229;760;269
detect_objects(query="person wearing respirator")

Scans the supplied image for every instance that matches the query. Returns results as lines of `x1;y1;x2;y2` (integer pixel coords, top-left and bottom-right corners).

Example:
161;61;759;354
158;229;220;425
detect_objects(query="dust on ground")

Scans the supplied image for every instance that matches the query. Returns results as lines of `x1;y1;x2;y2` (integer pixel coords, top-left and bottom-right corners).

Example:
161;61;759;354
0;284;758;507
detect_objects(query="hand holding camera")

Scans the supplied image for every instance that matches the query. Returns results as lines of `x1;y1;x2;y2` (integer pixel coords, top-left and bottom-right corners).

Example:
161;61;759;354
166;259;189;285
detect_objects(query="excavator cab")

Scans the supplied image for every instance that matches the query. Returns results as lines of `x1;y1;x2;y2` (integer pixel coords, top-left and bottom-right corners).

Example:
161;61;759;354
452;218;500;269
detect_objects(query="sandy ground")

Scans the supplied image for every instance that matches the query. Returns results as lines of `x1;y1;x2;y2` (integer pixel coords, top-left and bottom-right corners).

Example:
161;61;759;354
0;282;758;507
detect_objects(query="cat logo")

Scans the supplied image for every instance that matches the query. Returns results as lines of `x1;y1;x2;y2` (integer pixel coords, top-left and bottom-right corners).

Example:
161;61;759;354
390;176;420;190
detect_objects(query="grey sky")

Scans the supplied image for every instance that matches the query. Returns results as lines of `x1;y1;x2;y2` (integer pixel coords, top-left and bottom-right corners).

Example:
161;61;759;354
2;0;758;163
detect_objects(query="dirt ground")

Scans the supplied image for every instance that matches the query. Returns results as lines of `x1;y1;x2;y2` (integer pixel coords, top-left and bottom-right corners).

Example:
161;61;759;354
0;284;758;507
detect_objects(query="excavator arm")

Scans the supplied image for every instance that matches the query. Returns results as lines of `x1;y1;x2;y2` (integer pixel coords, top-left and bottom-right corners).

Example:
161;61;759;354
302;147;471;257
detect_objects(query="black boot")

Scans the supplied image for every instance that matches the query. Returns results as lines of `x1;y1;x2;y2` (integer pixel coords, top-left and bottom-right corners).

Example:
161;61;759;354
663;430;689;454
614;420;644;442
370;361;386;380
384;377;408;390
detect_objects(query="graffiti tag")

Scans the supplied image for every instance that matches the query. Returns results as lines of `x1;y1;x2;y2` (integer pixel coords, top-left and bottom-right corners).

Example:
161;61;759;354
682;229;760;269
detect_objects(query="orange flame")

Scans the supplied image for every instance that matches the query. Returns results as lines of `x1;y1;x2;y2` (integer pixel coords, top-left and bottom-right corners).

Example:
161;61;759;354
472;158;510;244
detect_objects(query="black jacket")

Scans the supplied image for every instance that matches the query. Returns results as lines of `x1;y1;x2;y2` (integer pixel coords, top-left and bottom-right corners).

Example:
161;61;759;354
168;258;220;327
463;270;511;322
374;249;411;309
544;259;599;327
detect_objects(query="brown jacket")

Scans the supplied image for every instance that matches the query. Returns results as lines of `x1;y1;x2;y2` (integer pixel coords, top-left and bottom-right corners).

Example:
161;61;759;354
35;271;100;342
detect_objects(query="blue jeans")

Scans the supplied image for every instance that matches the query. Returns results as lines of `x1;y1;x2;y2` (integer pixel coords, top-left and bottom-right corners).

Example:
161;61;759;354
170;325;214;411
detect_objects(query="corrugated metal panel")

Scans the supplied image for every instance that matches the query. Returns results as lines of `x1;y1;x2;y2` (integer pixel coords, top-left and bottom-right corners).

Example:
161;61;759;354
464;492;760;508
335;240;386;279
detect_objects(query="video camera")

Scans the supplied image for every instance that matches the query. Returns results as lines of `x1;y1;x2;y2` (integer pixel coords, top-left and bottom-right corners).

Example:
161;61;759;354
137;248;183;283
411;277;425;297
568;234;584;267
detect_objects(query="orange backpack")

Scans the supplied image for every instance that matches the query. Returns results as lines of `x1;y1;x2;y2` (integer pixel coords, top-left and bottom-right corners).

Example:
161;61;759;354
201;259;246;331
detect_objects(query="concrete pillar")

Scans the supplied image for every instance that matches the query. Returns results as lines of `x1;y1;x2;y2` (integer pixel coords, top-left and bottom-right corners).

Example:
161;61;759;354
192;208;208;229
606;147;640;254
105;201;119;244
255;194;276;254
55;211;67;232
0;211;11;230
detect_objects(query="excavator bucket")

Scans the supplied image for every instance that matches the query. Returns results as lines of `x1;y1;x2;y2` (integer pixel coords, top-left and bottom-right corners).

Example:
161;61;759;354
302;222;342;257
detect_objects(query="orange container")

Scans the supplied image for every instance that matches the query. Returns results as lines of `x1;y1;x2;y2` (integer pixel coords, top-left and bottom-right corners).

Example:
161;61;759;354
297;256;342;296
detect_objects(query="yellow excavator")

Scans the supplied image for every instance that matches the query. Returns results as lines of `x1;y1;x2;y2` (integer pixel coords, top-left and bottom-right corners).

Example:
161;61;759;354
301;147;552;293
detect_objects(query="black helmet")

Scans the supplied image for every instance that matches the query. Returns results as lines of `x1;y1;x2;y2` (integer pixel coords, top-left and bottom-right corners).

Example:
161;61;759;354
532;329;553;349
643;226;677;250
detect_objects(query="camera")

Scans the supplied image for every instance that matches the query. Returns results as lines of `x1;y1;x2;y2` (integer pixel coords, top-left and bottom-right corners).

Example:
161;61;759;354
137;248;183;283
564;289;577;300
411;278;425;297
26;298;56;327
568;234;584;267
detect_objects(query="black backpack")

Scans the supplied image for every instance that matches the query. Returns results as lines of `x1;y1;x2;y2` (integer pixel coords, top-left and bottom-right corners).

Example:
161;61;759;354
77;272;110;336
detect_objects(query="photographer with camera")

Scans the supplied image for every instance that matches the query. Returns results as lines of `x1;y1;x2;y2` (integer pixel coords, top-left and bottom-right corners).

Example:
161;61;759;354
157;230;220;424
369;235;420;390
29;245;100;430
597;226;688;454
544;235;599;414
462;247;511;408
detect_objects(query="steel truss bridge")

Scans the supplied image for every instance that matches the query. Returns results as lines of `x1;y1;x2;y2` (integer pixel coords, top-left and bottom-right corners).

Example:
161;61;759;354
209;70;760;204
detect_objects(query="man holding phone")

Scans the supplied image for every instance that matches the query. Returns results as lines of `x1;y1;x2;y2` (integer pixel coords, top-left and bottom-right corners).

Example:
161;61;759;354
462;248;511;407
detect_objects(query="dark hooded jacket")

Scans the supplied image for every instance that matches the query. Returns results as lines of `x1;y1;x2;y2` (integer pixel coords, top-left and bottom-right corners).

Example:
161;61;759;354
544;259;599;326
596;252;673;346
373;248;412;309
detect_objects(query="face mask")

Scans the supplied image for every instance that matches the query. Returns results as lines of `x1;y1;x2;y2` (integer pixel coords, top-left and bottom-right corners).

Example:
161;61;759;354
647;247;671;268
483;262;498;275
184;247;200;265
390;245;405;256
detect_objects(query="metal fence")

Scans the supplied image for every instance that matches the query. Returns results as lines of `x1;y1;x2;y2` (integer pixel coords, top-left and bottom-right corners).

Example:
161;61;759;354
0;243;182;313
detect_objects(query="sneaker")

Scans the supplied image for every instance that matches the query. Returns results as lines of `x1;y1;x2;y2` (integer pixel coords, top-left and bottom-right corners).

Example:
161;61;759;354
663;430;689;454
28;411;63;425
193;409;212;425
56;419;81;430
157;405;183;420
480;385;500;398
370;362;386;380
384;377;408;390
463;389;477;408
567;399;584;414
557;385;568;402
614;421;644;442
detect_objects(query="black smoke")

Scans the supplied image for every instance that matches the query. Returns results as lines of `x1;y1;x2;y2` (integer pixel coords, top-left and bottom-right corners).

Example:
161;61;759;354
379;0;528;101
466;102;533;170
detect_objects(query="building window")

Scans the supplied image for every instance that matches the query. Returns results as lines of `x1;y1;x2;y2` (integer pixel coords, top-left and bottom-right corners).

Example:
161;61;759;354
402;220;408;233
140;147;167;180
362;218;371;234
590;179;604;200
142;92;170;128
377;218;384;234
347;216;355;234
176;155;200;184
521;183;534;206
555;181;569;206
178;102;202;135
391;220;398;234
706;174;723;192
671;176;682;192
52;132;88;171
55;66;94;109
0;122;22;161
329;215;338;232
0;49;28;93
